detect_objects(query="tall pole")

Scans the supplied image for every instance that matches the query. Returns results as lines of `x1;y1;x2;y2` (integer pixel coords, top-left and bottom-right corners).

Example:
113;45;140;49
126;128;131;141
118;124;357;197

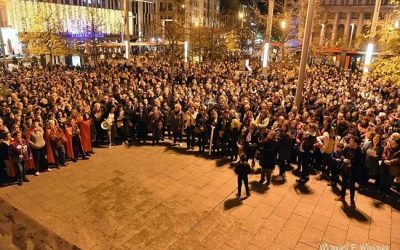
123;0;130;59
265;0;274;44
363;0;382;74
348;23;354;48
262;0;274;70
0;12;7;70
294;0;315;110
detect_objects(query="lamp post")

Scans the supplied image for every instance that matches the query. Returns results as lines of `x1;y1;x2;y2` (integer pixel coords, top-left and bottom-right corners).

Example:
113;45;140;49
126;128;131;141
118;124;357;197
363;0;382;74
239;11;244;28
262;0;274;71
0;12;7;70
280;20;287;58
294;0;316;110
123;0;130;59
348;23;355;48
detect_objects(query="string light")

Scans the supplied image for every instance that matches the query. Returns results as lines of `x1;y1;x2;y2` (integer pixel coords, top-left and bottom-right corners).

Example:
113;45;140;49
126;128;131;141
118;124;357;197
8;0;124;35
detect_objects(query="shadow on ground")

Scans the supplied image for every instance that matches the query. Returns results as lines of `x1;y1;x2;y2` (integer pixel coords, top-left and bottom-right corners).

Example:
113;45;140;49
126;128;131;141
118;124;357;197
224;197;243;210
0;198;79;250
293;183;314;195
341;204;371;222
250;180;270;194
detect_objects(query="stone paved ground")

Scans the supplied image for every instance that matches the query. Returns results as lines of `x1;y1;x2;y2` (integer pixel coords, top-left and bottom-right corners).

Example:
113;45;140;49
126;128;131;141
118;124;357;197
0;142;399;250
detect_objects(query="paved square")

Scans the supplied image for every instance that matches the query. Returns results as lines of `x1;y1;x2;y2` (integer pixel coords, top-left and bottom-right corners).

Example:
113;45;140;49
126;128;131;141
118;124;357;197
0;144;398;249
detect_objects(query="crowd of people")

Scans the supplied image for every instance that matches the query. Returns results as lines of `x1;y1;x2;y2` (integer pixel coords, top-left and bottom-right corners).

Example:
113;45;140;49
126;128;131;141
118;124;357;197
0;58;399;208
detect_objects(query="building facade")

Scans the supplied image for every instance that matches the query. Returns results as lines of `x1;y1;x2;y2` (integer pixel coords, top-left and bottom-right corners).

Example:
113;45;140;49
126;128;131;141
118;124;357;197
157;0;220;26
3;0;156;40
319;0;397;49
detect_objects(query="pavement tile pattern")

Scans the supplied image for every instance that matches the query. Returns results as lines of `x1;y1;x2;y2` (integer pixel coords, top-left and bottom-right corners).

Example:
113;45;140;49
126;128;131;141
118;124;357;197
0;143;398;250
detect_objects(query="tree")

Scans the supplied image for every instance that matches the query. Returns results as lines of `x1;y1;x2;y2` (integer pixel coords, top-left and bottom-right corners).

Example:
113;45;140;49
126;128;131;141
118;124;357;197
249;0;323;58
84;5;108;68
189;16;230;62
152;0;186;84
19;3;73;70
369;0;400;86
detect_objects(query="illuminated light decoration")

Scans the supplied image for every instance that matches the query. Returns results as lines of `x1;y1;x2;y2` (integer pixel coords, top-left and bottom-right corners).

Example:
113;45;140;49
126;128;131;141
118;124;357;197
7;0;124;35
262;42;270;68
395;19;400;29
184;41;188;63
363;43;374;73
124;40;129;59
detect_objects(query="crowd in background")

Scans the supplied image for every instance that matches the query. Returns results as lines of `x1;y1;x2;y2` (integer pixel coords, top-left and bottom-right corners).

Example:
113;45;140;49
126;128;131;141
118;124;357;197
0;59;399;207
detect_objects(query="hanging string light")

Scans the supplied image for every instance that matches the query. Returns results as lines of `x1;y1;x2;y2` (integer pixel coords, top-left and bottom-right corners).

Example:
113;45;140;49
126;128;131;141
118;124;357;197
8;0;124;35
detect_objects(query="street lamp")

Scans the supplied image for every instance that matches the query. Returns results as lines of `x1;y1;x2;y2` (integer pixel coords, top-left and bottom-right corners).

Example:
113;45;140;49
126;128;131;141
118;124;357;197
239;12;244;28
184;41;188;63
348;23;355;48
395;19;400;29
363;43;374;73
280;20;287;30
262;43;270;68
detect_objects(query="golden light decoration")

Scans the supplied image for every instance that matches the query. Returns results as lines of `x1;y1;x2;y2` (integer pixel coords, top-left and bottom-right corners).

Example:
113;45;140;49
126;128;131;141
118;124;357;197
7;0;124;35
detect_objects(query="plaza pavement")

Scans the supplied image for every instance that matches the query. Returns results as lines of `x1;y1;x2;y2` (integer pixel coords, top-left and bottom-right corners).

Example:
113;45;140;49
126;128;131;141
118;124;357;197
0;142;399;250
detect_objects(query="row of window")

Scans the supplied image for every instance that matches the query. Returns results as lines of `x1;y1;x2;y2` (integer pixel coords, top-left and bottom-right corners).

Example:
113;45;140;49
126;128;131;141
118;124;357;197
326;12;387;20
159;1;209;12
323;0;390;5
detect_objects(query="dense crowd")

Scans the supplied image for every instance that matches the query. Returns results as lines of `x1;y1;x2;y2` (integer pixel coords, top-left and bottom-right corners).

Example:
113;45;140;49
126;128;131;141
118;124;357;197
0;59;399;208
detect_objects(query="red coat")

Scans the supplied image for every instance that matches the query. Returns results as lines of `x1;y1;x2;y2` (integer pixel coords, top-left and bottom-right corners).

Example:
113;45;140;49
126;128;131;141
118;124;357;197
64;127;74;160
45;129;55;164
79;119;92;152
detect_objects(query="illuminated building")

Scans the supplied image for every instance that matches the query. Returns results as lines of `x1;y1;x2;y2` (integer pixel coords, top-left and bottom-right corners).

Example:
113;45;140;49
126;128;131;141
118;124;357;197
2;0;156;40
157;0;220;26
319;0;397;49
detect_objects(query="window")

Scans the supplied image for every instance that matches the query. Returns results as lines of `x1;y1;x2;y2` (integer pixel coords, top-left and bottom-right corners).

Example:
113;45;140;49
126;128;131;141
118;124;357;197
364;13;372;19
168;3;173;11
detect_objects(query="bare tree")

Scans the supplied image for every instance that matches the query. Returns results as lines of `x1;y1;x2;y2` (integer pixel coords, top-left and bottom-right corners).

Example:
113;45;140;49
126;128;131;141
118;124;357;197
19;4;72;70
85;4;108;68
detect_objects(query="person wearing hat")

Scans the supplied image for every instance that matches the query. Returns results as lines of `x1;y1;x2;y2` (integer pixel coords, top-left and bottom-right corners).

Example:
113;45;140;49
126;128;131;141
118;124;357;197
337;136;363;208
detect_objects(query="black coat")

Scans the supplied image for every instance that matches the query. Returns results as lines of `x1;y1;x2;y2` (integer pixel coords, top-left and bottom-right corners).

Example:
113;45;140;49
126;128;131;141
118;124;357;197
235;162;251;177
342;147;363;176
260;140;278;169
278;133;294;161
